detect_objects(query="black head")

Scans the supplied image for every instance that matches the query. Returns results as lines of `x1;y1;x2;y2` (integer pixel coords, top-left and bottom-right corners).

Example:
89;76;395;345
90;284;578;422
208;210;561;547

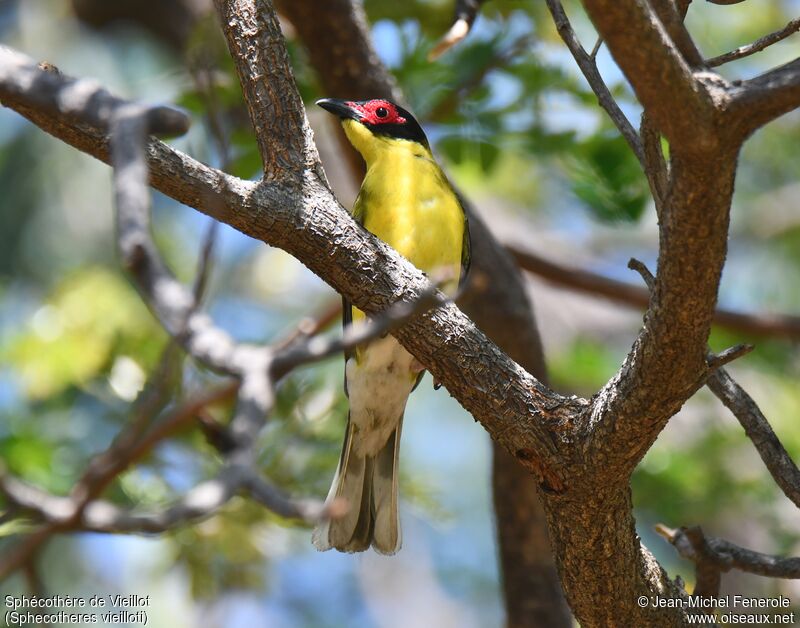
316;98;429;147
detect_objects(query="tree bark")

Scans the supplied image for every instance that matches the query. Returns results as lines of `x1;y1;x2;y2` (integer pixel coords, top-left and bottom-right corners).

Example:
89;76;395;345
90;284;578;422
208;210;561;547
8;0;798;623
274;2;571;624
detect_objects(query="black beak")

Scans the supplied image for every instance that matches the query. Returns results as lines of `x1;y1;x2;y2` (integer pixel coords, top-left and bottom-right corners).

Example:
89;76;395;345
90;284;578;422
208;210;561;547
316;98;360;120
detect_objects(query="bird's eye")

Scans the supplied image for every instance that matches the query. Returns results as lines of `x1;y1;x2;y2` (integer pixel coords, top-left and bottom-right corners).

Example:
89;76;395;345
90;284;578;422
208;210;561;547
375;107;388;118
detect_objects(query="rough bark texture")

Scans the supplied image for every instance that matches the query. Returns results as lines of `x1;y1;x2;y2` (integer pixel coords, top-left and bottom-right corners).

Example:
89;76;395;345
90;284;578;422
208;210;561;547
214;0;321;178
5;0;800;624
275;2;571;625
544;484;687;626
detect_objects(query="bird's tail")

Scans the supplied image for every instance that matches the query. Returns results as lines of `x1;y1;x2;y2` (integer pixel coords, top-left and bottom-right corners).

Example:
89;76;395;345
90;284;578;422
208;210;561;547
312;415;402;554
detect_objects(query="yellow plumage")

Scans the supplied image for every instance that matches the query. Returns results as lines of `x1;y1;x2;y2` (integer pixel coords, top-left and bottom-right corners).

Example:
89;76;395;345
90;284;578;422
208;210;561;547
343;118;467;323
313;98;469;555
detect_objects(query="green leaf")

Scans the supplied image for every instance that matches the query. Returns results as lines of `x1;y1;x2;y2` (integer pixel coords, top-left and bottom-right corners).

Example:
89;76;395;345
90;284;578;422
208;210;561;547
3;267;165;399
564;132;650;222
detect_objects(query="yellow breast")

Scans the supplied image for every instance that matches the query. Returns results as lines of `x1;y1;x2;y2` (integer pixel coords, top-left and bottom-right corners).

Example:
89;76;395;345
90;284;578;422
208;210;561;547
345;121;465;289
342;120;466;334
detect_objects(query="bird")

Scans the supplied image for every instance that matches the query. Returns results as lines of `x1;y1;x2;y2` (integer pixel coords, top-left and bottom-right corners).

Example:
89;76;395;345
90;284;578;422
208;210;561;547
312;98;470;554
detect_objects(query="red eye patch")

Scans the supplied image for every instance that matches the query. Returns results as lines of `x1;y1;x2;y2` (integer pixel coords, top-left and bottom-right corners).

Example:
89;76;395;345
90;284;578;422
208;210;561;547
346;99;406;125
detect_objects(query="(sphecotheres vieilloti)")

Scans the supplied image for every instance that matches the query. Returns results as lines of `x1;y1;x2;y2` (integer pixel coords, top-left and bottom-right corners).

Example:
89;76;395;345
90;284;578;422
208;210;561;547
313;98;470;554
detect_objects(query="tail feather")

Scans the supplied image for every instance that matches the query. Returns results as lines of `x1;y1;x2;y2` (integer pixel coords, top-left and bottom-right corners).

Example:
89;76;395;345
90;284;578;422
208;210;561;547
371;421;402;554
313;416;403;554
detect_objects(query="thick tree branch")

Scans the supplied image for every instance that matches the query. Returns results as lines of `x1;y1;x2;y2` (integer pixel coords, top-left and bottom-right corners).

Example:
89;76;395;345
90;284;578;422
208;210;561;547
274;0;402;180
648;0;705;67
0;47;581;490
587;149;737;474
579;0;717;148
0;47;188;136
276;3;572;624
728;58;800;134
212;0;321;178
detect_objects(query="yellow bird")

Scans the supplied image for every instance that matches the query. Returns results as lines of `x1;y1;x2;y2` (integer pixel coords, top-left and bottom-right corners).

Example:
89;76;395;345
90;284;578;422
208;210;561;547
313;98;470;554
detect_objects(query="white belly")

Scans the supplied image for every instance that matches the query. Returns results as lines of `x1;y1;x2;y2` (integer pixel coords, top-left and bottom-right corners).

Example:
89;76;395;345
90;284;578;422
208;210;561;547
346;335;417;457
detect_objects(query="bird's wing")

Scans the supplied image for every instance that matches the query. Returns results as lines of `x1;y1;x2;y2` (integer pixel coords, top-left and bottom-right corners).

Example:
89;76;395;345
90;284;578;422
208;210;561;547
342;191;369;397
460;207;471;287
451;188;471;288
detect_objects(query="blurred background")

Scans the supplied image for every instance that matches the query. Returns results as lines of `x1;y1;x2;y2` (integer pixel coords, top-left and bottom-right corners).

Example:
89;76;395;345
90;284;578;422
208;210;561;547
0;0;799;625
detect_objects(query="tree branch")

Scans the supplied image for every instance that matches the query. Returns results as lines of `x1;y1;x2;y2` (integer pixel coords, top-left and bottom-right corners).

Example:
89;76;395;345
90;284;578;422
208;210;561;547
705;344;752;370
271;285;445;377
587;145;737;476
706;18;800;67
706;367;800;508
212;0;322;178
544;0;645;166
729;58;800;133
640;112;669;216
508;245;800;340
657;524;800;581
657;525;722;598
276;3;572;625
0;45;580;494
578;0;717;148
648;0;705;67
429;0;487;61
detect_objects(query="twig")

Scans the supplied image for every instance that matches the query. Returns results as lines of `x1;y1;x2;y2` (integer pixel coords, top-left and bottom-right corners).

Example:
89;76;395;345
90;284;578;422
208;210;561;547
706;367;800;508
429;0;486;60
707;18;800;67
507;245;800;341
273;299;342;351
188;55;231;304
657;524;800;582
272;286;445;377
590;37;603;60
543;1;645;166
627;257;656;291
70;344;184;506
193;221;220;304
22;557;45;598
0;383;237;579
656;524;722;597
706;344;753;369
